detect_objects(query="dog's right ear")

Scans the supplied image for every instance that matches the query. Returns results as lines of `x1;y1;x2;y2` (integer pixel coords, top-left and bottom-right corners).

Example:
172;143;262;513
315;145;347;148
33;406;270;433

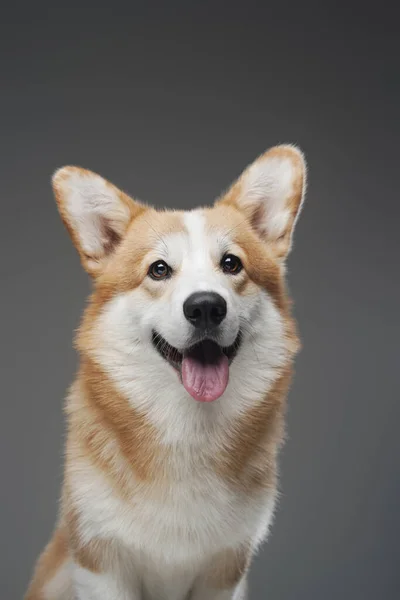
52;167;145;276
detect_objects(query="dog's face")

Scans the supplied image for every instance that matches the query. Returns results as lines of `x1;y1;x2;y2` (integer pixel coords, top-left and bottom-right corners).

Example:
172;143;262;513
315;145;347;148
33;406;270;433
53;146;306;405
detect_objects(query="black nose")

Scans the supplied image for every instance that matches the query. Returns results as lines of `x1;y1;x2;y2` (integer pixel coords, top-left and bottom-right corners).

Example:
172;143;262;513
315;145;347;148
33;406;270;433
183;292;227;330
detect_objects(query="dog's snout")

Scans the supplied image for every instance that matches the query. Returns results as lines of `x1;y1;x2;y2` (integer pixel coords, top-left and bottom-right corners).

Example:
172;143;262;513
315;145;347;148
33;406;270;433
183;292;227;330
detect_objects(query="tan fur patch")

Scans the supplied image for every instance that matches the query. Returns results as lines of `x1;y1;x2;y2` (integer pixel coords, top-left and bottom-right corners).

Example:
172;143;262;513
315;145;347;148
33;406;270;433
206;545;250;589
213;369;293;491
24;528;68;600
100;209;185;291
66;359;164;488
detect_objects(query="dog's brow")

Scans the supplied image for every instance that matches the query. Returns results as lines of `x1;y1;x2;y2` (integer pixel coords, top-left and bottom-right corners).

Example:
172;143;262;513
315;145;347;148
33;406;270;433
142;217;169;254
218;216;249;247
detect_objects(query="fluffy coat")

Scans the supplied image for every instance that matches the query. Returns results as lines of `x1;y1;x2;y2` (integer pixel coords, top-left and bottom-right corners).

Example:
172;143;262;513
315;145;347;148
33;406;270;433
26;144;307;600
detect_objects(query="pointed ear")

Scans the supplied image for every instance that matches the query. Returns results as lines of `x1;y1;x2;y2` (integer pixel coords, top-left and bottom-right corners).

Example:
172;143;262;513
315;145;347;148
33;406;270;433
52;167;145;276
218;145;307;260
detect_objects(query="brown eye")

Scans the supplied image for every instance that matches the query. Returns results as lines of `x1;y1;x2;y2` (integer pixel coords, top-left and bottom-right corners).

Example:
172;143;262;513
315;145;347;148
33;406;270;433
148;260;172;280
221;254;243;275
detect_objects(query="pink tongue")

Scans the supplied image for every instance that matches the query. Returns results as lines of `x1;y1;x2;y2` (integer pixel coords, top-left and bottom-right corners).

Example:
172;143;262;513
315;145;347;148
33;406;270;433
181;354;229;402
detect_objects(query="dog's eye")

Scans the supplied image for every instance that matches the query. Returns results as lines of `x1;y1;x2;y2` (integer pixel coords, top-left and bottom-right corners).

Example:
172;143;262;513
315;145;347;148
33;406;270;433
148;260;172;280
221;254;243;275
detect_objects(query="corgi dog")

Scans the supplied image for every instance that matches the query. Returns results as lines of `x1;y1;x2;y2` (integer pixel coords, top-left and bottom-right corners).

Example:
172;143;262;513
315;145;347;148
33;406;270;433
25;145;306;600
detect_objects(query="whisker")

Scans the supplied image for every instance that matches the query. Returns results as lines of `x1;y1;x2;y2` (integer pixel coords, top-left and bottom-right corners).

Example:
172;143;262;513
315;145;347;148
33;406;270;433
218;216;249;247
142;217;169;254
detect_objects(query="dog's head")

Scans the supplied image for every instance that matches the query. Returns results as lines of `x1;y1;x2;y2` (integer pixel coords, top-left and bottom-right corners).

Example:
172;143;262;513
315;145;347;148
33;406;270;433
53;146;306;406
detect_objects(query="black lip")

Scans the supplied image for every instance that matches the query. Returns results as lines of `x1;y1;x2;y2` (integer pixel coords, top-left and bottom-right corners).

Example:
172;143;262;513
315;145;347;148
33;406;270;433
151;330;242;371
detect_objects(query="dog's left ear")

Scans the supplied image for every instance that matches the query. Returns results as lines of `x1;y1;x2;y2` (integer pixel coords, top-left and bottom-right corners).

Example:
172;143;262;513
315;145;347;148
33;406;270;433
52;167;145;276
218;145;307;260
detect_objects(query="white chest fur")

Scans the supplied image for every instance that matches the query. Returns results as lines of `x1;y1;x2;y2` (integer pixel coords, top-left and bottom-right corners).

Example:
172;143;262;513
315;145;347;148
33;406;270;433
71;442;276;568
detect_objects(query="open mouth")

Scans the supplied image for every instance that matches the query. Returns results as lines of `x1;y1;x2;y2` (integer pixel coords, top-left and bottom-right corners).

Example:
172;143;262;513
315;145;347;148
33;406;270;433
151;331;241;403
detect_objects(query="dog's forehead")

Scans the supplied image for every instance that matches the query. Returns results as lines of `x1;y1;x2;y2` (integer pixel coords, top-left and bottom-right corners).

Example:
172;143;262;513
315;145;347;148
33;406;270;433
148;213;208;268
150;206;243;259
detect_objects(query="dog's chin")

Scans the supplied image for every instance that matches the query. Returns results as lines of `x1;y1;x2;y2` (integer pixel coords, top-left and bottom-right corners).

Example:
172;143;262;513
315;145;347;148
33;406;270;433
151;330;242;403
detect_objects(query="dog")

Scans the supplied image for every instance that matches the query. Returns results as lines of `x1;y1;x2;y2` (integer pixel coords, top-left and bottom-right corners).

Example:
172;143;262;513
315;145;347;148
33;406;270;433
25;144;306;600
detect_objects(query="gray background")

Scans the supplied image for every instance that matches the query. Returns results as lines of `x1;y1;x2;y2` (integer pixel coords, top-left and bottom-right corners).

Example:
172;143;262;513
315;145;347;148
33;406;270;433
1;3;399;599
